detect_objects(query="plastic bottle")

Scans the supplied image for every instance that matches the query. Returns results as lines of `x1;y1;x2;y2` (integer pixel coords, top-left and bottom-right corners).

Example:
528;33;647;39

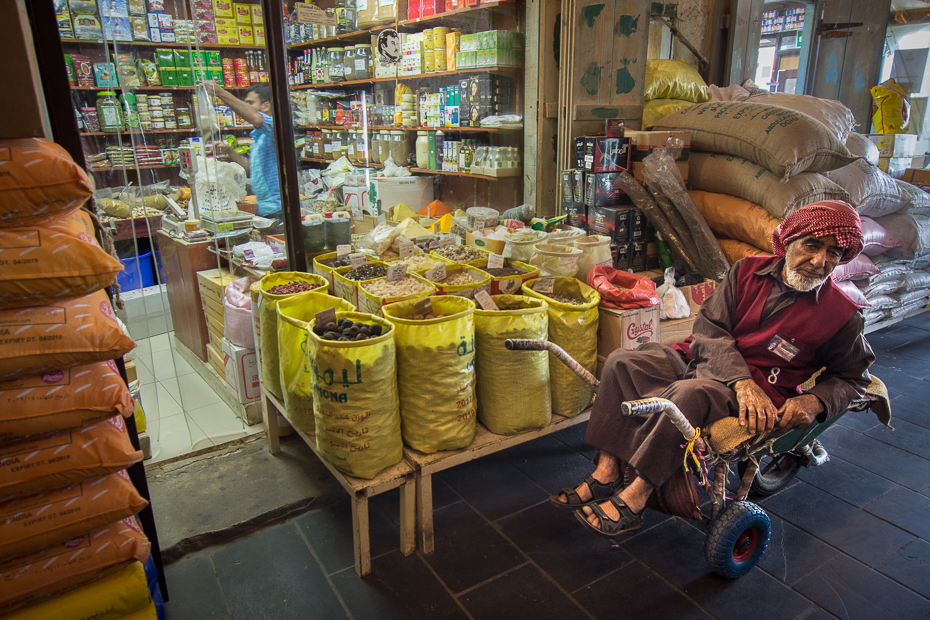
415;131;429;168
428;131;437;170
435;130;444;171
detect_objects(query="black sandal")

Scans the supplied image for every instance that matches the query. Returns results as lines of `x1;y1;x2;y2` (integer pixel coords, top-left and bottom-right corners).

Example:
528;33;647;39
574;496;643;538
548;474;619;511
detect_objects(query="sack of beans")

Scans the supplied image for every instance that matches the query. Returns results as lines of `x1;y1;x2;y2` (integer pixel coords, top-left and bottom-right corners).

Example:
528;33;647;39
259;272;328;398
356;274;435;318
425;264;491;299
689;190;781;253
383;296;477;453
522;278;599;418
474;258;540;294
688;153;850;218
307;312;402;479
652;101;856;179
333;262;388;307
745;91;856;143
276;292;355;435
716;237;773;264
474;295;551;434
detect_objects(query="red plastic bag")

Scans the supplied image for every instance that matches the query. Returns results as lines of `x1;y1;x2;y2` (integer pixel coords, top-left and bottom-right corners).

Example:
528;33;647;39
587;266;661;309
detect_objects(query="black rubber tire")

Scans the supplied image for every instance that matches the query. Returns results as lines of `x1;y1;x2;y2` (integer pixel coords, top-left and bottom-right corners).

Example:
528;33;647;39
705;501;771;579
738;453;802;496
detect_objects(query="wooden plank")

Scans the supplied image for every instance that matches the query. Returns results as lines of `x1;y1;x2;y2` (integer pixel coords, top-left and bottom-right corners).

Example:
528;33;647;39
263;390;282;455
725;0;765;86
399;475;416;556
573;104;643;122
416;470;434;553
810;0;854;102
835;0;890;130
352;495;371;575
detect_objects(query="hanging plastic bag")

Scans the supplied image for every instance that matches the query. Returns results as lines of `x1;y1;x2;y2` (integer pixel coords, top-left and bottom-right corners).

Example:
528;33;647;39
529;243;584;277
259;272;329;398
474;295;551;434
383;296;477;453
573;235;613;283
656;267;691;319
307;312;403;479
522;279;599;417
224;277;257;348
586;265;661;309
871;78;911;134
502;229;547;262
277;292;355;436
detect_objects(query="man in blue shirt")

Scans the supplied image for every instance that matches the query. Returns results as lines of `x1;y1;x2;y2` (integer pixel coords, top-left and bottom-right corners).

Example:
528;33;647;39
203;82;281;218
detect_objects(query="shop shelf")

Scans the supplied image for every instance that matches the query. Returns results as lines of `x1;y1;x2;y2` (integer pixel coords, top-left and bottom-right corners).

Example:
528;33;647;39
292;66;521;90
295;124;519;133
80;126;252;137
398;1;520;26
90;164;181;172
287;23;397;50
61;38;267;50
70;85;251;91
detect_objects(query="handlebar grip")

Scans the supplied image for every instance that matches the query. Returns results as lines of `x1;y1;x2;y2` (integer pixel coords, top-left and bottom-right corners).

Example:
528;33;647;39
621;397;671;416
505;339;547;351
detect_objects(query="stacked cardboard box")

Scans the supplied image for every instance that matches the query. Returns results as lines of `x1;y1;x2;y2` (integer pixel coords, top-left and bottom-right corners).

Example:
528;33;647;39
196;268;234;377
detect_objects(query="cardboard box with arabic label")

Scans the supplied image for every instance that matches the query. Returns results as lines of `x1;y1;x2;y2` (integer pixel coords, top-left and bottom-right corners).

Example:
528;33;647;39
596;305;660;358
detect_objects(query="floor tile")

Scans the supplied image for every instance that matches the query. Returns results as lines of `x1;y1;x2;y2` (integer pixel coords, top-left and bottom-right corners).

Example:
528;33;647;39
822;425;930;491
370;478;461;528
458;563;589;620
866;417;930;457
796;455;898;508
162;552;229;620
877;538;930;598
329;550;462;620
871;348;930;379
420;500;525;594
871;365;930;399
162;372;224;411
505;435;596;498
150;332;174;353
212;521;346;620
573;561;710;620
863;486;930;540
148;347;196;381
889;394;930;430
836;408;881;433
793;553;930;620
135;359;156;385
889;337;930;363
186;402;247;443
185;413;214;452
140;381;184;419
549;422;596;460
438;457;548;523
763;482;916;566
866;325;925;350
755;516;840;584
295;498;400;575
497;502;633;593
148;414;195;464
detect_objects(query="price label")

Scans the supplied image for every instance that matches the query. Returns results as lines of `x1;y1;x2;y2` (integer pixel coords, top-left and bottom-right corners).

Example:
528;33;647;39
399;242;415;260
349;252;367;269
559;255;579;270
413;298;433;316
424;263;447;282
488;253;505;269
337;244;351;257
437;236;455;247
474;289;499;311
474;216;497;230
295;3;338;26
386;263;408;282
535;277;555;294
378;213;387;225
315;307;337;329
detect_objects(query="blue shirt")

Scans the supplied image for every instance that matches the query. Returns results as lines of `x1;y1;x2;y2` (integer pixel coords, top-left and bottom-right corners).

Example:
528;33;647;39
250;112;281;217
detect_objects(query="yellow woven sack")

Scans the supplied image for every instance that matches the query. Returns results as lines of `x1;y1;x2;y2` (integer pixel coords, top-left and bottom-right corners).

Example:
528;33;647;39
308;312;402;479
356;273;436;317
522;278;600;417
333;260;387;307
474;295;551;434
644;59;710;103
643;98;695;128
277;292;355;435
871;78;911;134
3;561;151;620
383;296;477;453
312;251;341;290
473;258;540;294
259;272;328;398
430;264;492;299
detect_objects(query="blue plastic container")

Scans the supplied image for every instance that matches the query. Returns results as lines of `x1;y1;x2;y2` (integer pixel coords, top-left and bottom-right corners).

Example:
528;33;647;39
117;251;155;291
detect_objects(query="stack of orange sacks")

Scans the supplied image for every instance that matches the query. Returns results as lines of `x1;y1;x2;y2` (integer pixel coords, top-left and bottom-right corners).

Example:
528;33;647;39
0;139;157;619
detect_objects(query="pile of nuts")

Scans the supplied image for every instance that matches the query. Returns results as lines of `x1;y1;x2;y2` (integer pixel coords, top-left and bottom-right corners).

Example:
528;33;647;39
408;312;449;320
328;255;356;268
345;264;387;281
435;271;477;286
268;281;317;295
361;276;432;297
433;245;485;263
313;317;386;342
393;255;441;272
484;267;525;277
538;291;586;305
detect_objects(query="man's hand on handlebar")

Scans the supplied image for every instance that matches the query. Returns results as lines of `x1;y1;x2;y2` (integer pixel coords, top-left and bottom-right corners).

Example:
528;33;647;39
734;379;777;435
776;394;823;430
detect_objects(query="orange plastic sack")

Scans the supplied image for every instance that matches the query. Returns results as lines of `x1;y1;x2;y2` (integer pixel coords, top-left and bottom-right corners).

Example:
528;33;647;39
0;210;124;308
689;190;780;253
716;237;773;264
587;265;661;309
0;516;150;615
0;469;147;560
0;415;143;501
0;139;93;228
0;290;135;383
0;361;134;442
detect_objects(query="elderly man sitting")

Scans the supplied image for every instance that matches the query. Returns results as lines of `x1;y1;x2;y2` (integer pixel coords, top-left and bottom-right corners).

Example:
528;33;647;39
552;200;875;537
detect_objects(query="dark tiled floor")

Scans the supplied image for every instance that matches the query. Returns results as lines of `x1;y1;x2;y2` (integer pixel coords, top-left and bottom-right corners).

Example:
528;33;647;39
164;315;930;620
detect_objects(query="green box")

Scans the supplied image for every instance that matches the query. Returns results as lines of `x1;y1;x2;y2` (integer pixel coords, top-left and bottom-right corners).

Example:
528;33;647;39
460;34;478;52
457;51;476;68
156;48;175;69
177;69;194;86
172;50;192;70
159;66;178;86
484;30;512;49
208;68;224;82
207;51;222;67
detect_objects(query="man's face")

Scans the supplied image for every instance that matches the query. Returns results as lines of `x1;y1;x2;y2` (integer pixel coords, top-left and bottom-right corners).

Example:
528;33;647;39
782;234;844;292
245;92;271;115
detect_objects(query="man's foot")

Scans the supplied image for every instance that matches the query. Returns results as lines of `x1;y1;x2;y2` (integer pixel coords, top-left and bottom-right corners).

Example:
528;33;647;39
575;495;643;537
548;473;620;510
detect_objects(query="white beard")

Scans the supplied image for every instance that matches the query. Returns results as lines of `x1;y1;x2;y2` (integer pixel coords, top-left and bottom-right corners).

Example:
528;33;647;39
784;266;826;292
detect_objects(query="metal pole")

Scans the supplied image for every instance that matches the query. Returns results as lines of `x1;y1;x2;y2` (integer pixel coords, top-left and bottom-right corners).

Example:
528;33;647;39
261;0;306;272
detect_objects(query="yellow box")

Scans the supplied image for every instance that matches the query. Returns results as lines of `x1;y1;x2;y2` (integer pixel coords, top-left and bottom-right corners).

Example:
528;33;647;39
254;27;265;44
214;17;236;27
200;290;224;317
234;3;252;24
213;0;234;18
250;5;263;25
206;343;224;376
196;268;234;295
218;33;240;45
238;26;254;44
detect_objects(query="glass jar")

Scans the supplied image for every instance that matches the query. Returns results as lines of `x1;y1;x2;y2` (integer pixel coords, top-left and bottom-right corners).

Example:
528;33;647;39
328;48;345;83
354;44;372;80
389;130;409;166
310;131;324;158
378;130;392;164
346;131;357;163
415;131;429;168
330;130;342;161
342;46;356;81
356;131;371;163
321;129;333;160
370;131;382;164
176;107;192;129
96;91;122;133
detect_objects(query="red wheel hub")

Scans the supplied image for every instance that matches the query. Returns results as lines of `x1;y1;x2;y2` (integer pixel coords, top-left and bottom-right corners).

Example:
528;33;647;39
732;527;759;562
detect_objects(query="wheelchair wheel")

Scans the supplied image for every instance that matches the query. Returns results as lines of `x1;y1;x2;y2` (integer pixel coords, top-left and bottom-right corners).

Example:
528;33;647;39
705;501;771;579
738;453;802;496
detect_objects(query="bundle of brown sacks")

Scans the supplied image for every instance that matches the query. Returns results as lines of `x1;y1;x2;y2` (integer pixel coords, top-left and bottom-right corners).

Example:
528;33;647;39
0;139;158;618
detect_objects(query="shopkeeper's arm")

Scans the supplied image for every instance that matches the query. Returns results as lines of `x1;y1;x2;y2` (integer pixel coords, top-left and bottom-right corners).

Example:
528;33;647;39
201;80;264;128
215;143;250;175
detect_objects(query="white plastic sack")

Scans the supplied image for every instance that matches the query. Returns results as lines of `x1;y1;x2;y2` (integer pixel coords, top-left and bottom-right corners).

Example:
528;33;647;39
573;235;613;284
825;160;902;217
846;133;880;166
875;214;930;265
836;280;870;307
657;267;690;319
903;268;930;290
224;277;256;348
528;243;583;277
860;217;905;257
184;157;247;214
895;180;930;216
502;229;547;263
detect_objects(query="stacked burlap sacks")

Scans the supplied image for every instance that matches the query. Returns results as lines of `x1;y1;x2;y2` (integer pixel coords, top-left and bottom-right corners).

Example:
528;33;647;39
642;60;710;128
0;138;156;618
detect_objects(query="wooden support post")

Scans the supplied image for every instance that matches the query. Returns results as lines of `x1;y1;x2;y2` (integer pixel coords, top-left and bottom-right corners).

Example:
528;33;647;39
263;392;280;454
352;494;371;576
399;474;416;557
416;470;434;554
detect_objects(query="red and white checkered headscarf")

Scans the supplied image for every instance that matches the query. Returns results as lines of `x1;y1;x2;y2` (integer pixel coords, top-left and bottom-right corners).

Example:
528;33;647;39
772;201;863;264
